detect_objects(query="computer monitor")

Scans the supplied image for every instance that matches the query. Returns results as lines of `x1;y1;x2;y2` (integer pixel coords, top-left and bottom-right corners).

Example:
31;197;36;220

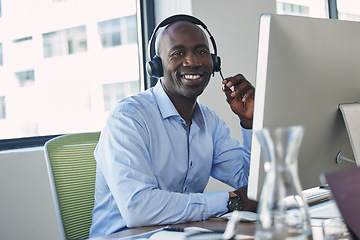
248;14;360;201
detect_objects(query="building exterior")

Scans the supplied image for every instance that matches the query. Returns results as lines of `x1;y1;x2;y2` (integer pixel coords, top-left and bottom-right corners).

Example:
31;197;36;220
0;0;141;139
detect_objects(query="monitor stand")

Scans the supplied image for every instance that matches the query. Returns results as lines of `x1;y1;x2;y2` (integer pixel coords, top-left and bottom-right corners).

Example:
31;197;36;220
337;103;360;166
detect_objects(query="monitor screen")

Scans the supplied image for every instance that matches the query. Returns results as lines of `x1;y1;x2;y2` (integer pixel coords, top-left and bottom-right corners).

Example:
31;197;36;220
248;14;360;200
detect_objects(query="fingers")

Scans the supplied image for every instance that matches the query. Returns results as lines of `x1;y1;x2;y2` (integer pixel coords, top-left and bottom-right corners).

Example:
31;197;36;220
222;74;254;102
223;86;233;104
241;87;255;102
222;74;255;128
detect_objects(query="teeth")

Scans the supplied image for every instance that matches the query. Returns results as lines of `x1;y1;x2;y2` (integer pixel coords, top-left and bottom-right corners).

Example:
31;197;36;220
184;75;200;79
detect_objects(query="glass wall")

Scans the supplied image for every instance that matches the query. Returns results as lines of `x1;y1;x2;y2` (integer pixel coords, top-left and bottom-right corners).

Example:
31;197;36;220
277;0;360;21
0;0;142;140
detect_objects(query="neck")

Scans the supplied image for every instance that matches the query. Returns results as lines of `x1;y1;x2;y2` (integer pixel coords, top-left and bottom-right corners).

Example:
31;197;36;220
166;92;197;127
174;98;196;127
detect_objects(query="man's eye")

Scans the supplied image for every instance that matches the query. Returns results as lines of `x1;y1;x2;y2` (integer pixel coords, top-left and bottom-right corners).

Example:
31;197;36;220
197;50;208;54
172;52;183;56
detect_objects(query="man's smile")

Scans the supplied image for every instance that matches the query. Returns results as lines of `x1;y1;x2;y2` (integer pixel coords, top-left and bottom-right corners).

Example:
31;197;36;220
182;74;201;80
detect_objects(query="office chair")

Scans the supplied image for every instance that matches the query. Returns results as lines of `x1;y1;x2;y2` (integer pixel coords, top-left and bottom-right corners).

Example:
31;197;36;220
44;132;100;240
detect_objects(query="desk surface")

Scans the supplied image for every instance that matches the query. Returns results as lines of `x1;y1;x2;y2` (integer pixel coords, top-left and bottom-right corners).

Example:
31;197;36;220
90;218;256;240
89;201;340;240
89;218;326;240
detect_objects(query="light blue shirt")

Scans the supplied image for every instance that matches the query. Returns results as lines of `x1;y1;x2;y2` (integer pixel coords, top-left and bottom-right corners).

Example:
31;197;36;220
89;81;252;238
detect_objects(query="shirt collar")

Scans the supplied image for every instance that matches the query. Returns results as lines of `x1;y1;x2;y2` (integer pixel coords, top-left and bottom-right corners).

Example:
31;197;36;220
153;80;205;127
153;80;178;119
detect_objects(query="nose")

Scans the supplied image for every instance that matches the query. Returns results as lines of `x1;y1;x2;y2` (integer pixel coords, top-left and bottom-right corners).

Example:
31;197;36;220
183;53;202;68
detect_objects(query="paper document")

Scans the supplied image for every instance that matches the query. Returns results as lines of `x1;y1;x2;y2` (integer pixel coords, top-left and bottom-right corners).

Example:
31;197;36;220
149;227;212;240
308;200;341;219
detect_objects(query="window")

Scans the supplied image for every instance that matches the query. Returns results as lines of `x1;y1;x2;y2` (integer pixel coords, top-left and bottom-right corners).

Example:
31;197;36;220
98;15;137;48
13;36;33;43
277;0;328;18
0;96;5;119
103;81;139;111
278;2;310;16
0;0;145;143
124;15;138;44
98;18;122;47
0;42;3;66
43;25;87;58
15;70;35;87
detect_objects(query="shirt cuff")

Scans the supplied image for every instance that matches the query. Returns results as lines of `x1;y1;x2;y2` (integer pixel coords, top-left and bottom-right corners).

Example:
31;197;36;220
202;191;229;219
241;126;253;150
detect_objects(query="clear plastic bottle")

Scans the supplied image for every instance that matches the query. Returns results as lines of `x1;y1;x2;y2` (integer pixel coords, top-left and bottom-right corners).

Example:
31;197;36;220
254;126;313;240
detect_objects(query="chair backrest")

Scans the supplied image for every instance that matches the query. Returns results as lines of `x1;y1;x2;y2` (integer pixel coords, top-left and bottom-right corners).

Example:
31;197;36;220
44;132;100;240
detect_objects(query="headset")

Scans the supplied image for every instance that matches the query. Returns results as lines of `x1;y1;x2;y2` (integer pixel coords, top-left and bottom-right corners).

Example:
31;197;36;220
146;14;222;79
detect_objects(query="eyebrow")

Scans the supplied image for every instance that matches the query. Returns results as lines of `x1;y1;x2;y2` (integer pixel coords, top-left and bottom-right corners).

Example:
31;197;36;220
169;43;210;53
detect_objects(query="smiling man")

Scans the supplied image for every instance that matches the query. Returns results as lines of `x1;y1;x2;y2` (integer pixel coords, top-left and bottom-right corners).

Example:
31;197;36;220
89;15;257;238
159;21;214;127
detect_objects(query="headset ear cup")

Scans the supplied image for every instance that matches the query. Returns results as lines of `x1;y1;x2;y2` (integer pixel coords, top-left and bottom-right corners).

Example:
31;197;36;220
146;56;163;78
211;54;221;73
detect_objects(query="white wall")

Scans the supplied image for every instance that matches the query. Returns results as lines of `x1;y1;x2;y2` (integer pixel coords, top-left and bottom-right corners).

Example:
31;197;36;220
192;0;276;140
0;1;276;239
193;0;276;192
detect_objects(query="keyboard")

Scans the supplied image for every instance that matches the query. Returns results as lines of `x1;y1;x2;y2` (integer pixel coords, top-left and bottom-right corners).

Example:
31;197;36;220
302;186;332;205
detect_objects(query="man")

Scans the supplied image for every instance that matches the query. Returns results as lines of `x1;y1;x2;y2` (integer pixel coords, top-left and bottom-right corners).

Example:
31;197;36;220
89;16;257;238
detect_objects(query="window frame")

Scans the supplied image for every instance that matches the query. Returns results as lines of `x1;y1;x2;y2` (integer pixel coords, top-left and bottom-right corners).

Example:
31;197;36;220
328;0;339;19
0;0;155;150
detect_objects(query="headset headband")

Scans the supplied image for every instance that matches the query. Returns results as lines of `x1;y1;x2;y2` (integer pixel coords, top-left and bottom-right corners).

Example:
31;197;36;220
147;14;218;59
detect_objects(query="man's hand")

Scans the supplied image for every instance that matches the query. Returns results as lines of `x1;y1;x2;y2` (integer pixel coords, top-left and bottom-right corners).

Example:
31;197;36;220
232;185;258;212
223;74;255;129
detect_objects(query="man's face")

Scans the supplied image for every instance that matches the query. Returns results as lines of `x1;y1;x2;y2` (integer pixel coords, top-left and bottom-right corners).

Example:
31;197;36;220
158;21;213;100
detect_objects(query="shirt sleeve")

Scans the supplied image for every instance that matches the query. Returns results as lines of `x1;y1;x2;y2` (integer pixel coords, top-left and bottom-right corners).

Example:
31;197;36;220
210;117;253;189
95;110;229;228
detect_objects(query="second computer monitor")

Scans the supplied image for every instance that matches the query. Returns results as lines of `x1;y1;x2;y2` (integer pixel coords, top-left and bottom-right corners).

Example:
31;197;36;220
248;14;360;200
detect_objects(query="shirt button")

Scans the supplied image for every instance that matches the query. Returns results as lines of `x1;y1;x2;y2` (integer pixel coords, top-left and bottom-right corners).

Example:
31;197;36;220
189;161;193;167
